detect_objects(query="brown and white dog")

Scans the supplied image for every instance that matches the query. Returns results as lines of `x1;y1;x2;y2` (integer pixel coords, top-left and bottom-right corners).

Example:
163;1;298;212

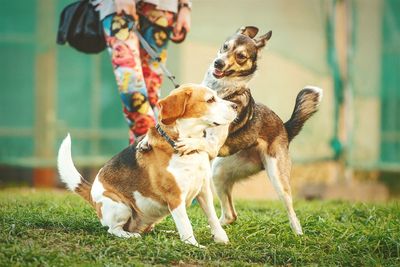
174;27;323;235
57;84;237;247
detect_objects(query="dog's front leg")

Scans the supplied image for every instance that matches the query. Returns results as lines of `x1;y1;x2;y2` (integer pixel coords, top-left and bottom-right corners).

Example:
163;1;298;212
197;178;229;244
169;202;203;247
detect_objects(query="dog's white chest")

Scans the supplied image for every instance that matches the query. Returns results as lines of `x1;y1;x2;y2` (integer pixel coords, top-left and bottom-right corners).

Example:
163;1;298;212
167;152;210;203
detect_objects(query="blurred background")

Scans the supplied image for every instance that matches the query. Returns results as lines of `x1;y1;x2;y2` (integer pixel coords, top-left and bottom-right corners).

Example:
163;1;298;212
0;0;399;201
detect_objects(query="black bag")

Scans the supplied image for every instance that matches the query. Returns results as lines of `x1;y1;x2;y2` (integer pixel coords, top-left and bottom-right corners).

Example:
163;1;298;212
57;0;106;54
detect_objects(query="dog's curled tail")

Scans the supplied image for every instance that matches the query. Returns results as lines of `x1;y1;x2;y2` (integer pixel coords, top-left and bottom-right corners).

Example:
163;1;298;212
284;86;323;143
57;134;93;205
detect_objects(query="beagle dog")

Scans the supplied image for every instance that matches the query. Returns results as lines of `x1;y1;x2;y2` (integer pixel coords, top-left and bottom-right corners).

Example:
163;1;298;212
57;84;237;247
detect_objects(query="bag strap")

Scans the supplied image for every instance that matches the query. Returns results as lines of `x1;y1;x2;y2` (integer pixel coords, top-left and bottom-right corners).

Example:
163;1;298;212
132;27;180;89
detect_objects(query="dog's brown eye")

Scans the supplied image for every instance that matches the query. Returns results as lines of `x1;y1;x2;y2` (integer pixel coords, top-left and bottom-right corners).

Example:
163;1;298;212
207;96;216;103
237;53;246;60
223;44;228;50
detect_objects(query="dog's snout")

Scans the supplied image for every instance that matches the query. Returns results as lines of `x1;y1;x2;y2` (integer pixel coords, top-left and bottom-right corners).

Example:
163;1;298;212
214;59;225;70
231;103;238;110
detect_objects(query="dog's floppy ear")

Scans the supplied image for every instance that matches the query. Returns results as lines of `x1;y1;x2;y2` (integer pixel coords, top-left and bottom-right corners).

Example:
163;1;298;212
158;89;192;125
237;26;259;38
254;30;272;49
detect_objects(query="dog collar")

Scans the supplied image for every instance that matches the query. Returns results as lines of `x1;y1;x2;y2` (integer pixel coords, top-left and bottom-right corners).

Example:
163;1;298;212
155;124;176;149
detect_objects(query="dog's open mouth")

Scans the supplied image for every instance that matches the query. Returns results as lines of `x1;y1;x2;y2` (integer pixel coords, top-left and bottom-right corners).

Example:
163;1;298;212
213;68;235;79
213;69;225;78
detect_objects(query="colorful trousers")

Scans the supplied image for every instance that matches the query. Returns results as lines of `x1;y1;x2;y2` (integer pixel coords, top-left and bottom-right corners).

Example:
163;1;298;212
102;3;175;144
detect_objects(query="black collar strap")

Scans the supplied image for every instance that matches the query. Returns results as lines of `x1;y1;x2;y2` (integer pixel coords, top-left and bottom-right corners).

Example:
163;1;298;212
155;124;176;149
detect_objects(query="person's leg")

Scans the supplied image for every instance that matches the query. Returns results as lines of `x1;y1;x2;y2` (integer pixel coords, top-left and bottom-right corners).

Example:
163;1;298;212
102;14;156;144
137;3;176;116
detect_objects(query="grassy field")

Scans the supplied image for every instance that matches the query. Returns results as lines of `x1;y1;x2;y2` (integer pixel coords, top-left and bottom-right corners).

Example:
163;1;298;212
0;189;399;266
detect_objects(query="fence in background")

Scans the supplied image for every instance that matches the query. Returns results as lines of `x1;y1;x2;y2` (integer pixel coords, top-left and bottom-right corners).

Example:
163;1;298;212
0;0;399;174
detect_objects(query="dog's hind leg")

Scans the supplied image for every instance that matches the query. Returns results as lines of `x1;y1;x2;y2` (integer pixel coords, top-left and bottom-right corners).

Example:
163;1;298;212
100;197;141;238
262;149;303;235
92;177;140;238
212;147;263;225
212;167;236;226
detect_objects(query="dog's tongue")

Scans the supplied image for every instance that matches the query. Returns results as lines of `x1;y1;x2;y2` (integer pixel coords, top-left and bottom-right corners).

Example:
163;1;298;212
214;69;224;77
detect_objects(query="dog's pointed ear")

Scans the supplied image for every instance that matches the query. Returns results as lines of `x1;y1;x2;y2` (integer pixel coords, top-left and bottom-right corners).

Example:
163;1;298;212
254;30;272;49
157;89;192;125
237;26;259;38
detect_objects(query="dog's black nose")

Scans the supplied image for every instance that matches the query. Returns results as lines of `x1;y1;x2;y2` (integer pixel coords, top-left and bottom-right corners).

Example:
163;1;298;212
214;59;225;70
231;103;238;110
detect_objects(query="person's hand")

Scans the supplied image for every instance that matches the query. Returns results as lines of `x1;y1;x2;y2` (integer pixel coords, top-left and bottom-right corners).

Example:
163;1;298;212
172;6;191;42
115;0;138;20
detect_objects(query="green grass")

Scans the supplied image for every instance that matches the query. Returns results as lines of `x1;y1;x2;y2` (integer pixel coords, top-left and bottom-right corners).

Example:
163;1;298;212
0;189;399;266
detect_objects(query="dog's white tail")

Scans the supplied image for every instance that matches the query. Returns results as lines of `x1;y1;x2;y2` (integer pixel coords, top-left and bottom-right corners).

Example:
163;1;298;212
57;134;93;203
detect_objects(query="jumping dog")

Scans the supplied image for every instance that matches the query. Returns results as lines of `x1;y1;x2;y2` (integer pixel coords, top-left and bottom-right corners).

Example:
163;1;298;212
178;26;322;235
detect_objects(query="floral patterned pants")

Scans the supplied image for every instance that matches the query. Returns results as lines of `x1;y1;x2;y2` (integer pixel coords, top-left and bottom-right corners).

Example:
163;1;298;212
102;3;175;144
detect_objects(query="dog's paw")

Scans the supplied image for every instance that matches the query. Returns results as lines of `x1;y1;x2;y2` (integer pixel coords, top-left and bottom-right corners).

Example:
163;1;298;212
197;244;206;249
136;137;152;152
129;232;142;238
291;221;304;236
182;236;204;248
158;229;176;234
296;229;304;236
175;138;202;155
186;241;205;249
213;230;229;244
109;229;141;239
219;216;237;226
288;215;304;235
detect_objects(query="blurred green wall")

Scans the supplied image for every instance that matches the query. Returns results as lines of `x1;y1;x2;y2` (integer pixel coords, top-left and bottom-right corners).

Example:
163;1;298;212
0;0;399;171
